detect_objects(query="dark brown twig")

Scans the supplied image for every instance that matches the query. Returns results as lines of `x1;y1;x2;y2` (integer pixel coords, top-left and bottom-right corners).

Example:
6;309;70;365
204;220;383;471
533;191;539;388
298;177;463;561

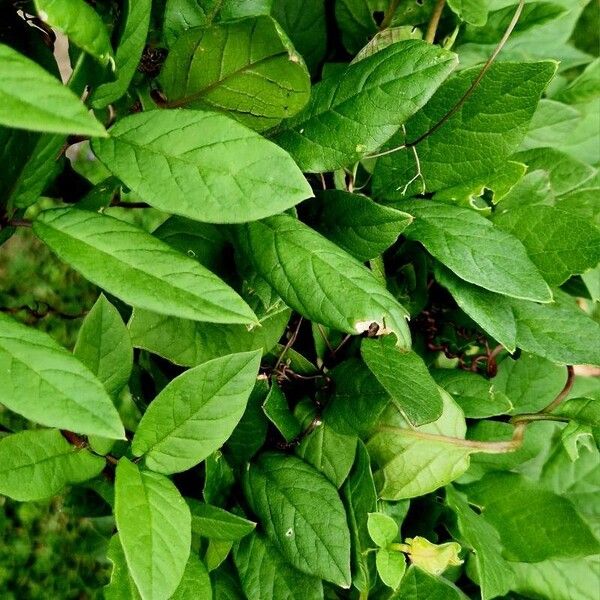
109;200;151;209
541;365;575;414
273;317;303;373
425;0;446;43
0;303;88;321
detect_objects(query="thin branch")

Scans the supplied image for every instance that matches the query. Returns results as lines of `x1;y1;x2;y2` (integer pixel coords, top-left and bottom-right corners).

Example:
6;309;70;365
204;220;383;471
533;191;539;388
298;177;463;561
273;317;303;372
0;303;88;320
541;364;575;414
378;421;527;454
5;218;31;228
425;0;446;44
408;0;525;148
316;323;335;355
363;143;406;160
380;0;401;30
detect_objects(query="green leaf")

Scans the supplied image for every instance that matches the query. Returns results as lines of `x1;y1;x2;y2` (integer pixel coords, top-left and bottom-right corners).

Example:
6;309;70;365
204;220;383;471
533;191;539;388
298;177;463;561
262;381;302;443
376;548;406;590
520;99;582;153
342;441;377;592
315;190;413;261
105;535;142;600
0;429;104;501
129;304;289;367
244;452;352;587
205;538;234;571
170;554;213;600
434;264;517;352
445;486;514;600
272;40;457;172
512;147;595;196
494;352;567;414
353;26;423;62
163;0;218;46
462;2;566;45
271;0;326;71
234;531;324;600
203;451;235;506
361;336;444;426
226;378;270;465
554;397;600;429
326;359;391;437
188;500;256;541
0;44;107;137
390;565;469;600
295;400;357;488
33;208;256;325
163;0;273;46
0;313;125;439
557;187;600;229
234;214;411;345
151;216;228;269
74;294;132;398
159;16;310;131
447;0;489;26
334;0;431;55
436;267;600;365
463;472;600;562
540;441;600;538
91;109;311;223
92;0;152;108
367;512;398;547
34;0;114;65
107;535;213;600
132;351;261;473
368;389;472;500
455;1;589;72
493;204;600;285
115;458;191;600
373;62;557;198
396;201;552;302
510;292;600;366
432;370;512;419
511;556;600;600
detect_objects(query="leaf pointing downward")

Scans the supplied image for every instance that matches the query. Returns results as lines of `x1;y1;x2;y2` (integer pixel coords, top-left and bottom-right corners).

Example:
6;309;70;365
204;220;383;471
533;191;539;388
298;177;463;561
234;214;411;346
115;459;191;600
244;452;352;587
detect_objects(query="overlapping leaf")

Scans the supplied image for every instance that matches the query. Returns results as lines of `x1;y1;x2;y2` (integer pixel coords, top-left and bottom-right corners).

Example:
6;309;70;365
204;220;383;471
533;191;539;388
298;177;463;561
160;16;310;131
115;459;191;600
0;44;106;136
273;40;457;172
244;453;352;587
33;208;256;324
235;214;411;345
132;351;261;473
0;429;105;501
92;110;312;223
0;313;125;439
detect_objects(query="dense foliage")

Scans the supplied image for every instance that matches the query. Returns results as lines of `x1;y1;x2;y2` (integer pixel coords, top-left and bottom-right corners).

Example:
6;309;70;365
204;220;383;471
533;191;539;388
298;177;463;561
0;0;599;598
